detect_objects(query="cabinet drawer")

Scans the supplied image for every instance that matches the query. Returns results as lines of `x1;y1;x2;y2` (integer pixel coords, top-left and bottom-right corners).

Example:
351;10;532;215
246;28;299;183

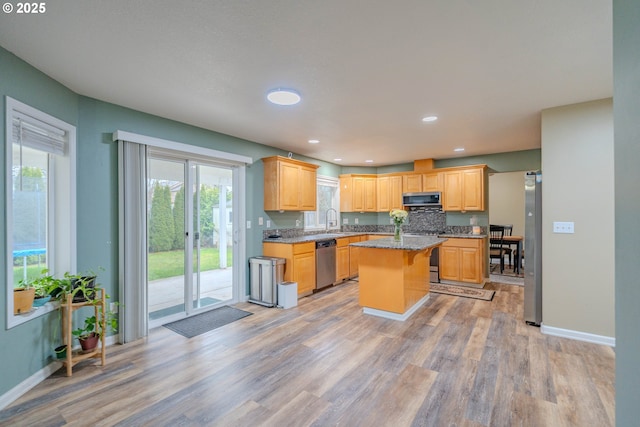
293;242;315;254
336;238;350;247
441;238;481;249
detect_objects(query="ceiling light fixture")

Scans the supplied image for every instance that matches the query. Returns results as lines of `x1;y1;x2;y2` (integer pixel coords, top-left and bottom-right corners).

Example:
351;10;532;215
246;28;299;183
334;158;342;162
454;147;465;152
267;88;301;106
308;139;320;144
365;160;374;163
422;116;438;122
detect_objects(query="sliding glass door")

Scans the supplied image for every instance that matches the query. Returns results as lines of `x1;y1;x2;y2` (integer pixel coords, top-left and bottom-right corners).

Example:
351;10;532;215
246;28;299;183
147;153;235;327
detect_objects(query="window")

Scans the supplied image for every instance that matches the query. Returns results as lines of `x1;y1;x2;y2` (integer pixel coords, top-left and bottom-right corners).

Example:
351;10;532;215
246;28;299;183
304;176;340;230
6;97;76;328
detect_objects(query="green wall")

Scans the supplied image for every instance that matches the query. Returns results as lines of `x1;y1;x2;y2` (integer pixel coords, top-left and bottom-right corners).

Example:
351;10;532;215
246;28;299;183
0;44;542;399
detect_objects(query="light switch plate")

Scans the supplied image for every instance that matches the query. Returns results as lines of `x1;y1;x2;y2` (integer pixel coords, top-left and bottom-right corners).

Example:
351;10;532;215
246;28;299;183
553;221;574;233
266;220;271;228
343;218;348;224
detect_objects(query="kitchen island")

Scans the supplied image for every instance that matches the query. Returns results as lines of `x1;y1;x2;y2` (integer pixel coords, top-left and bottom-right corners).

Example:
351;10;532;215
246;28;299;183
350;235;446;321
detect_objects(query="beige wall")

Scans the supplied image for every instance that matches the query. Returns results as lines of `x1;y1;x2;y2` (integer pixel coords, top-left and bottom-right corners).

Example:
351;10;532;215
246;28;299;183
489;171;527;237
541;98;614;338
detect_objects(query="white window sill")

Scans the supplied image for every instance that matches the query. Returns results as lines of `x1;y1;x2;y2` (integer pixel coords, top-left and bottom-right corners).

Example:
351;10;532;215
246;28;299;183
8;301;60;329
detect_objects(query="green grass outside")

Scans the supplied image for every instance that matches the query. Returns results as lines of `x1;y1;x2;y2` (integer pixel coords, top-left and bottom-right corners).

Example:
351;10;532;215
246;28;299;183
13;247;233;285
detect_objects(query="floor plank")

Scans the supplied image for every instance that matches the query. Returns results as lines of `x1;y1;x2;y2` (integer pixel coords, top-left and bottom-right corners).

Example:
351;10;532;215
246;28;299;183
0;280;615;426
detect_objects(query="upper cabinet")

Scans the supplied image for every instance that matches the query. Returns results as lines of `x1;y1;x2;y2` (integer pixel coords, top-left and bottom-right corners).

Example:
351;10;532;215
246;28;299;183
442;165;486;211
263;156;319;211
402;173;423;193
340;174;377;212
376;174;403;212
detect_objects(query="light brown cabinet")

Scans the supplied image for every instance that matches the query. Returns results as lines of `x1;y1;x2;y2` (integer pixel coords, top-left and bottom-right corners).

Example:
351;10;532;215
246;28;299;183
439;237;486;284
422;172;441;192
376;174;403;212
262;241;316;296
336;238;350;283
340;174;377;212
442;166;485;211
349;235;363;277
402;173;423;193
263;156;319;211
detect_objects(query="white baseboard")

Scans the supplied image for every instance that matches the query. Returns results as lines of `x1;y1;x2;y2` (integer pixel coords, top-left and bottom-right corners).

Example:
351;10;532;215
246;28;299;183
0;337;119;411
0;361;62;410
362;294;430;321
541;324;615;347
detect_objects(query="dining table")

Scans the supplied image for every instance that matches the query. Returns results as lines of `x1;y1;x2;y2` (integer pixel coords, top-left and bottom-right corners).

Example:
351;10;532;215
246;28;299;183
502;235;523;275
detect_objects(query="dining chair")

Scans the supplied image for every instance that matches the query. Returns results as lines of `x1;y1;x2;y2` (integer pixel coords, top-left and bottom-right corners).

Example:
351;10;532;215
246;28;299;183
489;225;509;273
502;224;514;267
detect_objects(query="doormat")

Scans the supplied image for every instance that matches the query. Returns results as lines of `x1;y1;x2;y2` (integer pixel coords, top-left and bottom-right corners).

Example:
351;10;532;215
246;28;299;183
150;297;221;320
163;306;252;338
430;283;495;301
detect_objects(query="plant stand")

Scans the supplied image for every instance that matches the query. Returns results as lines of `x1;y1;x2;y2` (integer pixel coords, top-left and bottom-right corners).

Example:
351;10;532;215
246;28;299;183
60;288;106;376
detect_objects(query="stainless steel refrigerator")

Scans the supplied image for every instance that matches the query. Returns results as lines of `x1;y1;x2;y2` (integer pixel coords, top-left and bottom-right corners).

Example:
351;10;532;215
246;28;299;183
524;171;542;326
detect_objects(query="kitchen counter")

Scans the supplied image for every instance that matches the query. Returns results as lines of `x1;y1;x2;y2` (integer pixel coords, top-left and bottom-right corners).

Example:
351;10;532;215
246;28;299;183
438;233;486;239
353;236;446;321
262;232;388;244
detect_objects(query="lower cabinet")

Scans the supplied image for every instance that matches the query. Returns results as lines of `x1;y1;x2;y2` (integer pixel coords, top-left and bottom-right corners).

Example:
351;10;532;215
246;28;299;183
439;237;486;284
336;238;350;283
263;241;316;296
349;236;363;278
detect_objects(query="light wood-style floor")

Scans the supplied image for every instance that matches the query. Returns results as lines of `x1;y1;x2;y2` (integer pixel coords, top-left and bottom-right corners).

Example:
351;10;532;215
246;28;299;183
0;280;615;426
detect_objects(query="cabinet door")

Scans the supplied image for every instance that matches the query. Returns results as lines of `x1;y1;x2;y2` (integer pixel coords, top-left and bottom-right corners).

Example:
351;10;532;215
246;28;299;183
442;171;462;211
460;247;480;283
340;176;353;212
403;174;422;193
279;162;300;210
439;246;460;281
349;236;362;277
389;175;403;210
336;246;350;282
462;168;484;211
422;173;440;192
377;176;390;212
299;166;317;210
352;177;365;211
364;177;377;212
293;250;316;295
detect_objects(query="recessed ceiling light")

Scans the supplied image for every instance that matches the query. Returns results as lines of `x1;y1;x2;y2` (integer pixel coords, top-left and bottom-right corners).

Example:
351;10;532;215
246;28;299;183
334;158;342;162
308;139;320;144
365;160;374;163
267;88;301;106
454;147;465;152
422;116;438;122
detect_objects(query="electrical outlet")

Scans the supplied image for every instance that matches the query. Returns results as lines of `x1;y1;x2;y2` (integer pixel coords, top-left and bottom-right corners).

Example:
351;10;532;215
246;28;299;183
110;302;118;313
258;217;263;226
247;220;251;229
267;220;271;228
296;219;300;227
343;218;348;224
553;221;574;233
355;218;359;224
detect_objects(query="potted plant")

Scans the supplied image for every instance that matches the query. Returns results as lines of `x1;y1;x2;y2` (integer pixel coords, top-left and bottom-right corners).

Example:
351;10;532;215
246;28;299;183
23;269;63;307
63;271;98;302
72;302;118;352
13;282;35;315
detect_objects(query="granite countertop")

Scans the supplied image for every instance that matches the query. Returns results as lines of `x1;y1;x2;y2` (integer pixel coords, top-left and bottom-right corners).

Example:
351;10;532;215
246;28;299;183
262;232;370;244
350;235;447;251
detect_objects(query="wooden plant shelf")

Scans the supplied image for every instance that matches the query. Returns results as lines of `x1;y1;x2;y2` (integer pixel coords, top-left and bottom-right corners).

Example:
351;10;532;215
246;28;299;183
60;288;106;376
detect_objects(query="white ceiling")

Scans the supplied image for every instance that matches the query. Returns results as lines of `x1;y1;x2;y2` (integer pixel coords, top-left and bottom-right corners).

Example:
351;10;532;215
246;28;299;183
0;1;612;166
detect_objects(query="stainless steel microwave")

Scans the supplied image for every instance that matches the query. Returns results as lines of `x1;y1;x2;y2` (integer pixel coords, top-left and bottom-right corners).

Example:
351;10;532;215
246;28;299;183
402;192;442;207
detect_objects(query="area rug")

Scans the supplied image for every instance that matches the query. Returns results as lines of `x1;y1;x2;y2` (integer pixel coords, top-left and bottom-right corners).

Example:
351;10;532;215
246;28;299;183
163;306;252;338
430;283;495;301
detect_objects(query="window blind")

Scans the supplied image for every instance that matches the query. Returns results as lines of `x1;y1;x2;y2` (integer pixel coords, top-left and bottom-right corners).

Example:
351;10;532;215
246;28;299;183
12;111;67;156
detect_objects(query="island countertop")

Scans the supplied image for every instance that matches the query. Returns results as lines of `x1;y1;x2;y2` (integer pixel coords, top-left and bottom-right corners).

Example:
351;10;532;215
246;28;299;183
350;235;447;251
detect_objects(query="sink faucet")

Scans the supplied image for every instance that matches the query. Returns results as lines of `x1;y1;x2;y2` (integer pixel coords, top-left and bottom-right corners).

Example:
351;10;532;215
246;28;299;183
325;208;338;231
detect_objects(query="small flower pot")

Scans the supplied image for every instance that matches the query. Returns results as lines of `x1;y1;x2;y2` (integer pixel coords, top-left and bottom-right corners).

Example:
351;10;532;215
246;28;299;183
78;333;99;352
54;345;67;359
13;288;35;314
33;295;52;307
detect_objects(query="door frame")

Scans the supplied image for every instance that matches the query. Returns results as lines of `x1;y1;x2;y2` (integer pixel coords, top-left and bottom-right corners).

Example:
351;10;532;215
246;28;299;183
114;130;251;340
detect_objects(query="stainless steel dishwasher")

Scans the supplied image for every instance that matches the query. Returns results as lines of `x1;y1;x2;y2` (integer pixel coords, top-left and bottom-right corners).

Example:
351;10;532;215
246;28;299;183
315;239;337;290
